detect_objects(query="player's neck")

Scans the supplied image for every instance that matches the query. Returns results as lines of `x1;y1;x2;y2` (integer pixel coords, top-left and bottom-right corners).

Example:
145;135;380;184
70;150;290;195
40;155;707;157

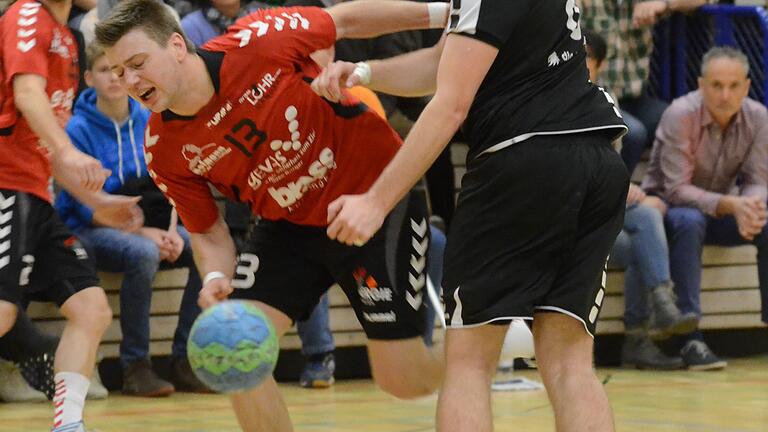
168;55;216;117
96;97;130;124
39;0;72;25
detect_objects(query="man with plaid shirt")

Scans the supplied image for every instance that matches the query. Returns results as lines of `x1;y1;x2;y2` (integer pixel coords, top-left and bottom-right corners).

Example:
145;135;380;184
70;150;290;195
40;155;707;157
581;0;706;174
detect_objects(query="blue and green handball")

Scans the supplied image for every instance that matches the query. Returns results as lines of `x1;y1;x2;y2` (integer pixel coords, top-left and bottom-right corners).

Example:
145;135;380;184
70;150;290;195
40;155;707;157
187;300;279;393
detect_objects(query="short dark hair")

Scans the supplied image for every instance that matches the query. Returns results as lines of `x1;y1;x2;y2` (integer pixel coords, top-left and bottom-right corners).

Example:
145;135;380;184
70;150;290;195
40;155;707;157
94;0;194;53
583;29;607;65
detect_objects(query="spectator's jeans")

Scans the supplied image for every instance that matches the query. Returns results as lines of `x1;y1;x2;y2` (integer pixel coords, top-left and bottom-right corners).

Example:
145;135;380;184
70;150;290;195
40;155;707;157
618;94;669;175
666;206;768;323
297;224;448;354
297;294;335;357
77;226;202;367
610;204;672;328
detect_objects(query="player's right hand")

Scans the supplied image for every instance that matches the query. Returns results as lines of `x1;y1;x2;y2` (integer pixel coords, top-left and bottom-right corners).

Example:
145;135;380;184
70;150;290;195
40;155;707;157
199;278;233;309
54;146;111;191
311;61;359;102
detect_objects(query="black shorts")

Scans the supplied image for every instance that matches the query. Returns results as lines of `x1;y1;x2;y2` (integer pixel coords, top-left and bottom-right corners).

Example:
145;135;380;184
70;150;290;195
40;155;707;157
231;192;430;340
0;190;100;306
442;132;628;336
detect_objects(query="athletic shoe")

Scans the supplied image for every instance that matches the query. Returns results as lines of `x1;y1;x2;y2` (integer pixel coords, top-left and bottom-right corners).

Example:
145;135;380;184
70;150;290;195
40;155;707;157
299;352;335;388
122;359;174;397
622;330;684;370
647;283;698;340
18;351;56;400
681;340;727;371
0;358;47;402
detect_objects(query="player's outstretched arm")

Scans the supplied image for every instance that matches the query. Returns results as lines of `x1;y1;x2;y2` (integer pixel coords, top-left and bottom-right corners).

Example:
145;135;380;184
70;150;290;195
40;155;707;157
312;36;444;101
327;1;448;40
190;215;238;308
13;74;110;192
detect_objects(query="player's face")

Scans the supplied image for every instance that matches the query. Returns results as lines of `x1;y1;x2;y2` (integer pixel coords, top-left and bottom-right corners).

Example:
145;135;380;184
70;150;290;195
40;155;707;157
85;55;127;102
698;58;750;125
104;29;185;113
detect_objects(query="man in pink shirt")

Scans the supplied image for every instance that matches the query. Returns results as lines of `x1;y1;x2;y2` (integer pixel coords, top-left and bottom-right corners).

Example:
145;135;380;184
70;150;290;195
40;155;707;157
643;46;768;370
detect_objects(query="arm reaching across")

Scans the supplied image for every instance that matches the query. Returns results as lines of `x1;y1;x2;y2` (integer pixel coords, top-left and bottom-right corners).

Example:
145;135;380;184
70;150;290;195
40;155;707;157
327;1;448;40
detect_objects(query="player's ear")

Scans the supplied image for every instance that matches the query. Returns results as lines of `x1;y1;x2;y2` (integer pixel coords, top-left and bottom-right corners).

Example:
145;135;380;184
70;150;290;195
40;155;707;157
169;33;188;62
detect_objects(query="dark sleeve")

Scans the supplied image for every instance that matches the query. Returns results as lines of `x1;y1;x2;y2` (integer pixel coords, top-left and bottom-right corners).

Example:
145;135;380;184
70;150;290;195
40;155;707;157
446;0;530;48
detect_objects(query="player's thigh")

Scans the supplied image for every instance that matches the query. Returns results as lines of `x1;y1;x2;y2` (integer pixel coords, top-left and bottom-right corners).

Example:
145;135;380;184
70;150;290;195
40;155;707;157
230;220;333;327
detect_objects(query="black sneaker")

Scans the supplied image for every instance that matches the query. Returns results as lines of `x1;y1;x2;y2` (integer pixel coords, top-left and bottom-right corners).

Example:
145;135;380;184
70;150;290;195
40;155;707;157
680;340;727;371
122;359;175;397
299;352;335;389
647;283;699;341
18;351;56;400
622;330;685;370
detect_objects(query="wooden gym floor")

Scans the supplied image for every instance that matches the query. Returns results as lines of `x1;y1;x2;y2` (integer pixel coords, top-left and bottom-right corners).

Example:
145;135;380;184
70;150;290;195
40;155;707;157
1;356;766;431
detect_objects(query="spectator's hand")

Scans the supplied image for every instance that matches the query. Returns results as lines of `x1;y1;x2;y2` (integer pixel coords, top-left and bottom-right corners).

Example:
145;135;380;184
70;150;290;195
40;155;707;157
138;227;172;260
311;61;359;103
51;145;111;192
92;195;143;232
198;278;233;309
642;195;668;215
626;183;647;206
632;1;668;28
326;193;387;246
733;196;767;240
164;229;184;263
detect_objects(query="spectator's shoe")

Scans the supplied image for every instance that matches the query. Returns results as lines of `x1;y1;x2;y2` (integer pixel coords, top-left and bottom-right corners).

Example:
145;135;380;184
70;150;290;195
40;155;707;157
622;330;685;370
122;359;174;397
168;355;211;393
18;351;56;400
87;363;109;400
681;340;728;371
647;282;699;341
0;358;48;402
299;352;335;389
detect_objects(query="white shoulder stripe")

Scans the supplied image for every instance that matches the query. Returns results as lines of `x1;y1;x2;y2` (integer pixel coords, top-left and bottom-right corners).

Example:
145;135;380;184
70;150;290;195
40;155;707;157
448;0;483;35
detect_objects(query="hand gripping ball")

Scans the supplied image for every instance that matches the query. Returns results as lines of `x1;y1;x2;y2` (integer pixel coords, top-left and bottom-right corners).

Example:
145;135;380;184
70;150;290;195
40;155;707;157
187;300;279;393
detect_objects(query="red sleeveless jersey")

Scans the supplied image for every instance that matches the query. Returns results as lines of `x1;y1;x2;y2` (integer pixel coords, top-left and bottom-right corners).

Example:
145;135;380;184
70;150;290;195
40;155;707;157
0;0;79;202
146;7;402;232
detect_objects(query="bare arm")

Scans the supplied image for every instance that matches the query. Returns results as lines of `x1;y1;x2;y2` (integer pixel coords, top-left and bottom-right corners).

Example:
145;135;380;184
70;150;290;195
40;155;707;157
327;0;448;40
668;0;707;12
191;215;238;308
14;74;109;191
326;35;499;245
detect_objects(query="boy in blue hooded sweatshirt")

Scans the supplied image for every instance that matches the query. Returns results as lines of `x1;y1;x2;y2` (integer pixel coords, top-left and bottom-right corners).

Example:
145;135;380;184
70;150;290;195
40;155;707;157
55;43;208;396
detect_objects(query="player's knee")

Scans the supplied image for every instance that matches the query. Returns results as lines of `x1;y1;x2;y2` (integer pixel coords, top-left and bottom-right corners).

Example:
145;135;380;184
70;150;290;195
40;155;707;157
0;301;17;337
376;376;436;399
63;287;112;332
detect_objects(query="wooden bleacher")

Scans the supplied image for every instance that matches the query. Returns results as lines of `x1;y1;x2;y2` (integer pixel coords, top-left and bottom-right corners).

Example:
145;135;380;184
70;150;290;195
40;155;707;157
27;143;764;359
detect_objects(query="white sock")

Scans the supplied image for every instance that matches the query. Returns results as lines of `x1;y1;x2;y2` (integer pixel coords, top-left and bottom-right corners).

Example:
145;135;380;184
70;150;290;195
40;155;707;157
52;372;90;429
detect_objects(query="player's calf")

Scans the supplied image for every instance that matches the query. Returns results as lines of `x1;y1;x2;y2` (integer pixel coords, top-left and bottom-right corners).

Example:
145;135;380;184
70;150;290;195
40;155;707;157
0;300;17;337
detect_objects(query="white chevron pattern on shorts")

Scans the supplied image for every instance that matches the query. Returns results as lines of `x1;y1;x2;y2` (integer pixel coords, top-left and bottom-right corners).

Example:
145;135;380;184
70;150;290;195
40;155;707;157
406;218;428;310
0;193;13;271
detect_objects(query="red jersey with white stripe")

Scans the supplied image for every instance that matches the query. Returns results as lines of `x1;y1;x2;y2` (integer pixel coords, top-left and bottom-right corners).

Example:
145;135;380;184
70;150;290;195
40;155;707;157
145;7;402;233
0;0;79;202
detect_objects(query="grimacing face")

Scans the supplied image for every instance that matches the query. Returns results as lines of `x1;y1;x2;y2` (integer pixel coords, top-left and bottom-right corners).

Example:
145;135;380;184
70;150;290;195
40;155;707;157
104;29;188;113
698;57;750;125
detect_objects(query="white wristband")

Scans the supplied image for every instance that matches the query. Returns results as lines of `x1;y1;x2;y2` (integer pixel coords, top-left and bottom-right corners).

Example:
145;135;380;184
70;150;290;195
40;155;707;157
203;271;228;286
427;2;449;29
352;61;372;86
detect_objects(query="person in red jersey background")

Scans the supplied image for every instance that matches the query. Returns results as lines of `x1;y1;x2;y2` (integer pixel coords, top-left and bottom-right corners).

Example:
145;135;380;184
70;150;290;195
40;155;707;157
0;0;142;430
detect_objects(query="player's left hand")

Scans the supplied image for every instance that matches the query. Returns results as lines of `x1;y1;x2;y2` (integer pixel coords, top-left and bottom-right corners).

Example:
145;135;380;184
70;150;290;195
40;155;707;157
326;193;387;246
632;1;668;28
311;61;359;103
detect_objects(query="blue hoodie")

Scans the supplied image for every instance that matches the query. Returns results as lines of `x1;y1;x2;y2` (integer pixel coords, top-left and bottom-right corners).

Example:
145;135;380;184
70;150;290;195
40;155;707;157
55;88;151;232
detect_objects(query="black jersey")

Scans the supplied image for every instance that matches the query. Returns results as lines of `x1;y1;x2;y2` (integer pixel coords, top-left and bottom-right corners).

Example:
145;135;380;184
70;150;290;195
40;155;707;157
447;0;627;156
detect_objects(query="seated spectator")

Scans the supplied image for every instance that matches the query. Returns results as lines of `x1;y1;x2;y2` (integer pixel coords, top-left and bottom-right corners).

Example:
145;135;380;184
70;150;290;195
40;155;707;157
54;44;206;395
77;0;181;45
586;30;695;370
582;0;705;175
643;46;768;370
181;0;269;47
